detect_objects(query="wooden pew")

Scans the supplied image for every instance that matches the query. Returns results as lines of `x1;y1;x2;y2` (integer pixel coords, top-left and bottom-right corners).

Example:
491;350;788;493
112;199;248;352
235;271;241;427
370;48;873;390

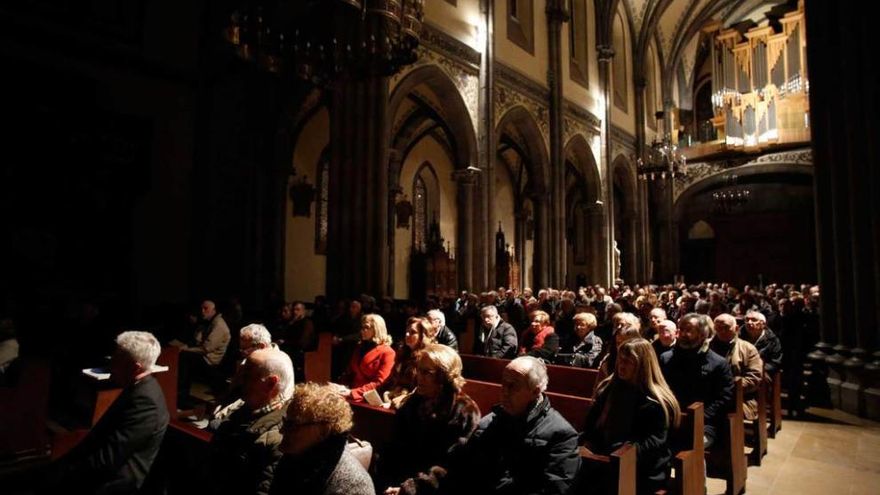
460;354;599;398
746;377;768;466
705;378;746;495
349;391;636;495
0;358;52;467
668;402;706;495
304;332;333;383
767;369;782;438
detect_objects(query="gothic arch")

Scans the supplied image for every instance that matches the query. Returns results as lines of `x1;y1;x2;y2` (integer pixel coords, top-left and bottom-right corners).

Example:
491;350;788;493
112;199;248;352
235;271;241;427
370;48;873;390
495;105;551;289
564;134;606;285
612;155;639;283
388;65;477;171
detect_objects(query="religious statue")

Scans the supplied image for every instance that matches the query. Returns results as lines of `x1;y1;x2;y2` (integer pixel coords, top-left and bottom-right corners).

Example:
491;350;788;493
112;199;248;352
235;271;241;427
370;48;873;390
289;174;316;218
395;193;413;229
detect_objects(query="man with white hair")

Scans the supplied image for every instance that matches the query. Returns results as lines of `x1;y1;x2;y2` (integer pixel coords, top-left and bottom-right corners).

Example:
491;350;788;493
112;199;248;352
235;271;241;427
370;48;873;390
741;310;783;376
477;305;518;358
410;356;579;494
426;309;459;351
48;331;169;494
711;314;763;420
208;346;293;495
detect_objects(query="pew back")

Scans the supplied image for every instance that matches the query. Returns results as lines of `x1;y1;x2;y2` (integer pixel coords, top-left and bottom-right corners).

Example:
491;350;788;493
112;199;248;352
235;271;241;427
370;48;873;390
460;353;599;398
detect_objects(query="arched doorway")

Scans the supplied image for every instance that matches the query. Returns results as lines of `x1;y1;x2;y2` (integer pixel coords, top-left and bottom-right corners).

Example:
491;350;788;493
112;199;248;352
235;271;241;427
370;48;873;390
388;65;477;299
612;155;639;283
495;106;550;291
563;135;605;286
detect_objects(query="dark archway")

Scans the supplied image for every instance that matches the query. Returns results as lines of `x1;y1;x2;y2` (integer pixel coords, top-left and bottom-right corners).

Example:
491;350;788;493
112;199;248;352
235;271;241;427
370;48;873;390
563;134;606;285
612;155;639;283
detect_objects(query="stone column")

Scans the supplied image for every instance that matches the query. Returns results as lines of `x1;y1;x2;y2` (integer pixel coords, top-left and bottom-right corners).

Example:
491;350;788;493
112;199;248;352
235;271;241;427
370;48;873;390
453;169;479;291
326;77;389;300
479;0;495;292
598;45;616;287
386;149;404;296
806;0;879;418
531;190;551;288
546;0;569;288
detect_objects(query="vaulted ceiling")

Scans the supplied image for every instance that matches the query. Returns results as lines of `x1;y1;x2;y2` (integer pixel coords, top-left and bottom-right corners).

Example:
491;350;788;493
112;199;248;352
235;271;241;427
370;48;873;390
612;0;796;93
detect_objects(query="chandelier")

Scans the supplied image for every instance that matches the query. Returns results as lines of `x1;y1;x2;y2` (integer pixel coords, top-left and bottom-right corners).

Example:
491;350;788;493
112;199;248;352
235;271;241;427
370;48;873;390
225;0;425;83
637;111;687;181
712;174;751;214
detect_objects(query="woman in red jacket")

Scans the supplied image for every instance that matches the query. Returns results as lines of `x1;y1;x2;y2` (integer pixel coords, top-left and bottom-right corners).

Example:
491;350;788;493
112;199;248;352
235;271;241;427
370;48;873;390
519;310;559;360
338;313;396;402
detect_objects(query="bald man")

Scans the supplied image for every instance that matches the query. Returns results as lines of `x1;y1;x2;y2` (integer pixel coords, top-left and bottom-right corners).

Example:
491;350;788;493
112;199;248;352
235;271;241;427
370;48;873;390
425;356;580;494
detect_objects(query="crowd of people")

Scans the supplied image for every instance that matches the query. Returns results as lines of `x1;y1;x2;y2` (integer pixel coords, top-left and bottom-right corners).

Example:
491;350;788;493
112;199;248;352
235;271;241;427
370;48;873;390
15;280;818;494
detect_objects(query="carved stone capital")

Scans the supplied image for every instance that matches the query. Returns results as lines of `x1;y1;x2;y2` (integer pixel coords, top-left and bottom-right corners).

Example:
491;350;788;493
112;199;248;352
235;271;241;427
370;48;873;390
452;169;479;185
597;45;615;63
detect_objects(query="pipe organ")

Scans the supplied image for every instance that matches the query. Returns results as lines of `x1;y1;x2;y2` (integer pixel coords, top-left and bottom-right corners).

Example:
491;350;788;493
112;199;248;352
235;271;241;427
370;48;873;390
709;1;809;150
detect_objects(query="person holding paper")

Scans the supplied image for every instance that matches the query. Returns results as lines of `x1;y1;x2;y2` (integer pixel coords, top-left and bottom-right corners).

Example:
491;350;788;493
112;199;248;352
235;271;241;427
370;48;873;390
44;331;169;494
335;314;395;402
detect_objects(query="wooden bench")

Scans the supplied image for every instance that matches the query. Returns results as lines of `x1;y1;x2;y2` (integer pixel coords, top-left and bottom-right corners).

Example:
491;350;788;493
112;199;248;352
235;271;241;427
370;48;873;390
705;378;746;495
746;376;769;466
767;369;782;438
668;402;706;495
304;332;333;383
460;354;599;398
0;358;52;468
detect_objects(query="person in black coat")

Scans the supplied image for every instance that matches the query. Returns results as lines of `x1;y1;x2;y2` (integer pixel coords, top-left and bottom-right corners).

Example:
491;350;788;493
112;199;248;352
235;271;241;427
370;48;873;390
740;310;783;374
476;305;518;359
660;313;734;449
45;331;169;495
581;339;681;494
555;312;603;368
426;309;459;351
394;356;579;495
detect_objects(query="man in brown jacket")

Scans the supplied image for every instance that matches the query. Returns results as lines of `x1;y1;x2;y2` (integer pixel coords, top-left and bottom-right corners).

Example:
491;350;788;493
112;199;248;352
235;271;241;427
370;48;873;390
711;313;764;420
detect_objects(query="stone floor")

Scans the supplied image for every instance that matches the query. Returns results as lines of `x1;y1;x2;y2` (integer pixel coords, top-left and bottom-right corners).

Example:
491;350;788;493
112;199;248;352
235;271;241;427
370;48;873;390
706;407;880;495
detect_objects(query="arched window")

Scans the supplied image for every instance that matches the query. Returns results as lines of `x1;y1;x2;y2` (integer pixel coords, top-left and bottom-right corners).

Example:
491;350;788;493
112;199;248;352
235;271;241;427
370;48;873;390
613;12;628;111
646;44;657;130
413;174;427;252
315;149;329;254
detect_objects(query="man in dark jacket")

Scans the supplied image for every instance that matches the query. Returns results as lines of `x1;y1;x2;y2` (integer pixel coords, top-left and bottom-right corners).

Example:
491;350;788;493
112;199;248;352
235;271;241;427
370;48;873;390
476;305;518;359
403;356;579;494
660;313;734;448
208;347;294;495
740;310;783;374
47;331;169;494
427;309;459;351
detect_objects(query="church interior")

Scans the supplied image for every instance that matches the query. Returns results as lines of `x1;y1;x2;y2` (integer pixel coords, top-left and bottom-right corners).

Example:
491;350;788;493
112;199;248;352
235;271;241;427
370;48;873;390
1;0;878;493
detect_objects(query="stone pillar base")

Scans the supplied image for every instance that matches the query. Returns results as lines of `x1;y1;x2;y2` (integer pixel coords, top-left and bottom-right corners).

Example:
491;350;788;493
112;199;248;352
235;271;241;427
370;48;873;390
864;388;880;420
840;381;864;416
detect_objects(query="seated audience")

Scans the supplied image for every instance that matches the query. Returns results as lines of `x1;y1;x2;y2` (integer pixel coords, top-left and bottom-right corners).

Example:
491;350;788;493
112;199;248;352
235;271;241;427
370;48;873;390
0;317;19;381
383;344;481;492
711;314;763;420
476;305;518;359
208;347;294;495
277;301;316;380
555;312;603;369
652;320;677;357
381;316;436;408
519;310;560;360
44;331;169;494
659;313;734;449
213;323;275;410
271;383;375;495
580;339;681;494
646;307;667;341
398;356;579;495
740;310;783;376
426;309;459;351
337;314;396;402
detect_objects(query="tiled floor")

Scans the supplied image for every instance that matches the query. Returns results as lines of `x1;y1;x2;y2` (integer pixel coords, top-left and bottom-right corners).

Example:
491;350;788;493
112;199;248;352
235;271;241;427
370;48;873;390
706;408;880;495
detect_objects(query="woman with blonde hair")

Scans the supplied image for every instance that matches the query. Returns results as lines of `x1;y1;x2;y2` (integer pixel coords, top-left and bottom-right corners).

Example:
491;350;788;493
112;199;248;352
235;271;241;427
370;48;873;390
518;310;560;360
338;313;395;402
382;344;481;494
380;316;436;408
581;338;681;494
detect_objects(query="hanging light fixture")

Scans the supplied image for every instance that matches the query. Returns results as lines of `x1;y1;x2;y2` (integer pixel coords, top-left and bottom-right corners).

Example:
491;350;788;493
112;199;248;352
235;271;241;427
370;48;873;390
225;0;425;84
637;111;687;181
712;174;751;214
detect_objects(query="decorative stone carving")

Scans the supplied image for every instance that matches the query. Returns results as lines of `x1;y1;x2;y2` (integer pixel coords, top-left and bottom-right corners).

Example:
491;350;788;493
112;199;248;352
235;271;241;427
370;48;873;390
390;26;480;136
610;124;637;153
673;148;813;202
